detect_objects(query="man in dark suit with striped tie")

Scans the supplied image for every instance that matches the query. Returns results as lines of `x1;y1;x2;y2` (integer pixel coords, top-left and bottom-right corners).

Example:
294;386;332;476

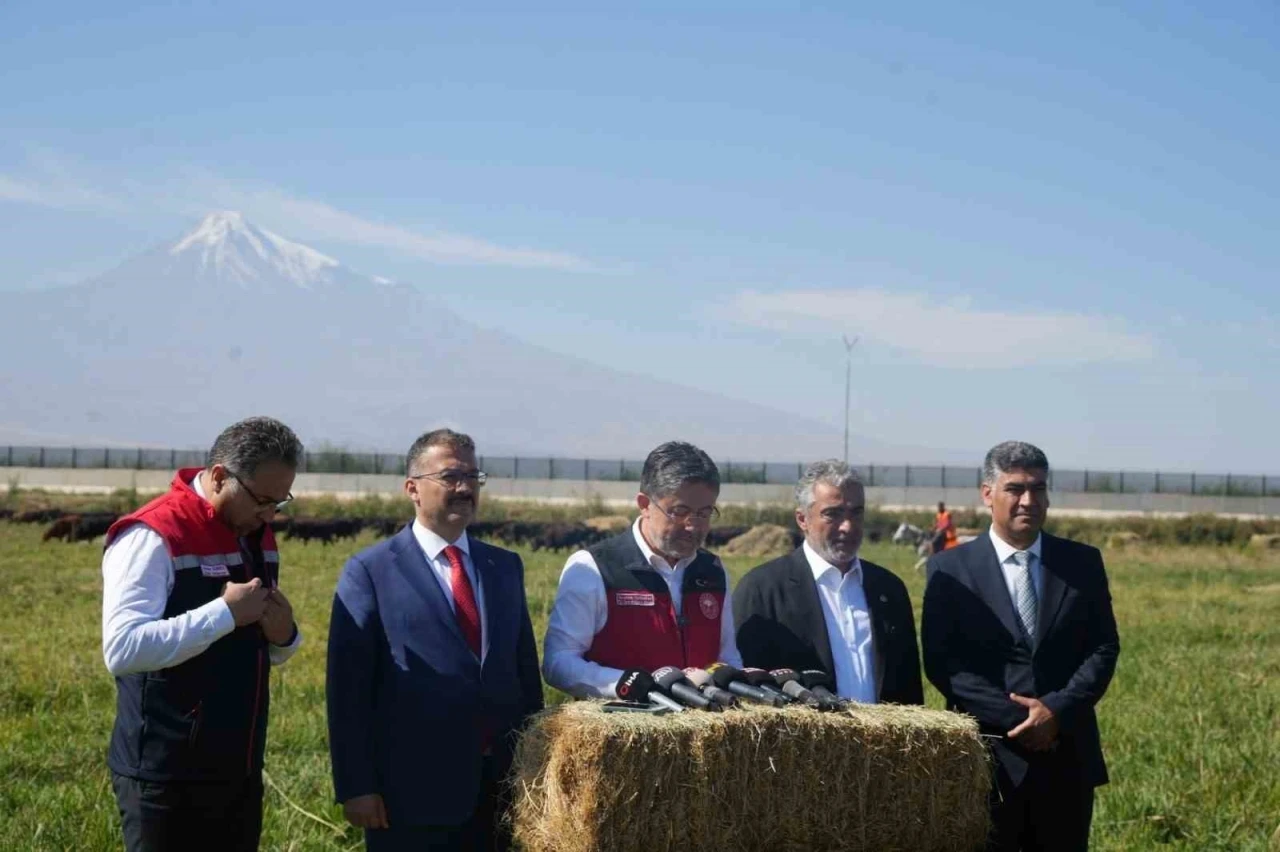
326;429;543;851
923;441;1120;852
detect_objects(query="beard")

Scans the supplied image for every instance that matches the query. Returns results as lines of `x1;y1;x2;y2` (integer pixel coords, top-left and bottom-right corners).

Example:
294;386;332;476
813;536;860;567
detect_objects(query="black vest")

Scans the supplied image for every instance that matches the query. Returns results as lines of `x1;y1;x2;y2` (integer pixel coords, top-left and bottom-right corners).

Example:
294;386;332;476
108;540;271;782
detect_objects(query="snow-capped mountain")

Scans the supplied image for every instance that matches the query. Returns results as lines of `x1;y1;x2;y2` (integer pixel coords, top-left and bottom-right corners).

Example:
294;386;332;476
167;211;341;289
0;212;894;460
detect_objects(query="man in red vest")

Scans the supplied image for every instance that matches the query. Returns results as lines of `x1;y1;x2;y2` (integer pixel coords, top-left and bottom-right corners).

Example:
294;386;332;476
101;416;304;852
543;440;743;698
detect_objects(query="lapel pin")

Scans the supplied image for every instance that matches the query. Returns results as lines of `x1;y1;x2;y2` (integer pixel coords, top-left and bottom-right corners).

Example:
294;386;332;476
879;594;888;603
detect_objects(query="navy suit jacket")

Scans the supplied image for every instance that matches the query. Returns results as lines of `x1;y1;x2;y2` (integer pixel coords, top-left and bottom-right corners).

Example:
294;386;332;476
326;525;543;826
733;547;924;705
922;531;1119;793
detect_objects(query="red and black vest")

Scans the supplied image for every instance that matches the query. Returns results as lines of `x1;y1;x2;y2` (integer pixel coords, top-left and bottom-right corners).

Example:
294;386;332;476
584;528;726;673
105;468;279;782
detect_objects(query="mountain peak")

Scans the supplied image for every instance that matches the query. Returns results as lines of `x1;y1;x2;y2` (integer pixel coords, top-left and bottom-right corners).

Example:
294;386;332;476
169;210;340;288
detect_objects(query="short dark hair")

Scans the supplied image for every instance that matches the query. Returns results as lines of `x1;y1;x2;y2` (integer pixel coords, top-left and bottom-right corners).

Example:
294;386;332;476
406;428;476;476
206;417;303;478
640;441;720;499
983;441;1050;485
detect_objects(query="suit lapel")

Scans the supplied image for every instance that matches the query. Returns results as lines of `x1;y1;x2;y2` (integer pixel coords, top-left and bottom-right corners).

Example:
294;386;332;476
970;532;1024;641
391;526;468;649
786;548;836;678
1034;534;1069;647
469;535;503;668
860;566;892;699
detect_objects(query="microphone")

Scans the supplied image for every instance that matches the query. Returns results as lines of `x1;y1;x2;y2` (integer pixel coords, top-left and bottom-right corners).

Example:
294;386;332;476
615;669;685;713
799;669;849;709
770;668;835;711
706;662;786;707
682;668;738;708
652;666;718;711
742;667;795;704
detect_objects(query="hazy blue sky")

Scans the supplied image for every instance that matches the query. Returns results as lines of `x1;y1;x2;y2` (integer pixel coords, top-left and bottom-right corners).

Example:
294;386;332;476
2;1;1276;471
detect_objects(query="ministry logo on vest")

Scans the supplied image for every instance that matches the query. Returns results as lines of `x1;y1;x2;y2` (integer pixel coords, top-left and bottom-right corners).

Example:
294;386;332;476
699;593;720;620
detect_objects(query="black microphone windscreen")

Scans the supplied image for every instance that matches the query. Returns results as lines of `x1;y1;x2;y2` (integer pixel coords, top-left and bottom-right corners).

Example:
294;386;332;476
770;668;802;687
799;669;836;691
652;666;691;690
615;669;656;701
742;668;776;687
708;663;745;689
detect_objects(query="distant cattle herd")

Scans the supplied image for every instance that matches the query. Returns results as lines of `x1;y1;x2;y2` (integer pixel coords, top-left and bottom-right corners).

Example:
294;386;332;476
1;507;894;551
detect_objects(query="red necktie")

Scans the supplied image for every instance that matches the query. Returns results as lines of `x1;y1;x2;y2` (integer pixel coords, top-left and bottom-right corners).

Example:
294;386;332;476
444;545;482;659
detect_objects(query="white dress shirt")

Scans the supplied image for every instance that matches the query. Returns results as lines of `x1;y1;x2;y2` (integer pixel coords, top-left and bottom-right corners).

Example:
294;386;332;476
101;473;303;677
803;541;878;703
988;527;1045;605
411;519;489;663
542;519;744;699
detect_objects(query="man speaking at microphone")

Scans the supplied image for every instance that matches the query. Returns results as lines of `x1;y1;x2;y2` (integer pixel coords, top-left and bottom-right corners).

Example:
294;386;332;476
734;459;923;705
543;441;743;698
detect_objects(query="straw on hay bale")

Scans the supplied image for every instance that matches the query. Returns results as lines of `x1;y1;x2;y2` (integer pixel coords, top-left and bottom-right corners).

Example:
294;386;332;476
720;524;794;558
510;702;990;852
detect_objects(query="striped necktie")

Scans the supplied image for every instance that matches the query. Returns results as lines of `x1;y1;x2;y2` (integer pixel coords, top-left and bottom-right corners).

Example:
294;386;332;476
1012;550;1038;643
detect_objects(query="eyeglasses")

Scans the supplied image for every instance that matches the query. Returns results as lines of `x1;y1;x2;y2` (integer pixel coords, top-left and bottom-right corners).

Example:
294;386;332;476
409;469;488;489
649;499;719;523
230;472;294;512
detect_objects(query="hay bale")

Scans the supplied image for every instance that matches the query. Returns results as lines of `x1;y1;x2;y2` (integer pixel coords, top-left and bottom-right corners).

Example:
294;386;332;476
721;524;794;558
583;515;632;533
1247;533;1280;551
510;702;989;852
1106;531;1142;549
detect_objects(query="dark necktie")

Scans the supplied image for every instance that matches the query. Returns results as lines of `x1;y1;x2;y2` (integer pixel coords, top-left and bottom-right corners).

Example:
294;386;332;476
444;545;482;658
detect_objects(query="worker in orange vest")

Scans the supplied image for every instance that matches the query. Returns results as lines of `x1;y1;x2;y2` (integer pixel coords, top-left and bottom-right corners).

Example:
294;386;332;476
934;502;959;552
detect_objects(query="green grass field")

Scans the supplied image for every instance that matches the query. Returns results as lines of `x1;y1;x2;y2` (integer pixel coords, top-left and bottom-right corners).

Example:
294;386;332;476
0;521;1277;851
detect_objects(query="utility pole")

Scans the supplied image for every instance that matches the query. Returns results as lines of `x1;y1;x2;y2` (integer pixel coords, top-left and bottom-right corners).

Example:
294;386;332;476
842;335;859;463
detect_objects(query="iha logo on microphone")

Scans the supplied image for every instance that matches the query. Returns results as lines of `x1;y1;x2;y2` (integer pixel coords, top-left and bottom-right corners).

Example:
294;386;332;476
617;672;641;699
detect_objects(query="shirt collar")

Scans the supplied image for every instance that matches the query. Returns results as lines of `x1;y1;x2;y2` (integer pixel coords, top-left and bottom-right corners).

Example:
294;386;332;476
631;518;692;573
191;472;209;502
988;526;1042;565
802;539;862;585
412;518;470;562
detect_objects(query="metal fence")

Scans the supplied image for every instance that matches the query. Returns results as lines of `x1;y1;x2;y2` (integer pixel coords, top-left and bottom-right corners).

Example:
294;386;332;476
2;445;1277;496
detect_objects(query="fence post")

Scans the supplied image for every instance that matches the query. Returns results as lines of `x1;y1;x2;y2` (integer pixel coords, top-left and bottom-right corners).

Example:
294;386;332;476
583;458;589;481
549;457;555;480
619;459;625;481
1226;473;1232;496
797;462;803;480
1084;469;1090;491
941;465;947;489
761;461;768;482
1264;475;1269;496
905;464;911;487
5;446;11;466
72;447;78;468
105;447;110;469
1191;472;1196;495
136;448;143;470
1154;471;1161;493
1118;470;1124;493
513;457;520;479
39;447;45;467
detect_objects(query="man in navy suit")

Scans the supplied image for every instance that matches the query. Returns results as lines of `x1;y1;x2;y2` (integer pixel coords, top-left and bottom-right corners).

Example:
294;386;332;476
326;429;543;851
923;441;1119;851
